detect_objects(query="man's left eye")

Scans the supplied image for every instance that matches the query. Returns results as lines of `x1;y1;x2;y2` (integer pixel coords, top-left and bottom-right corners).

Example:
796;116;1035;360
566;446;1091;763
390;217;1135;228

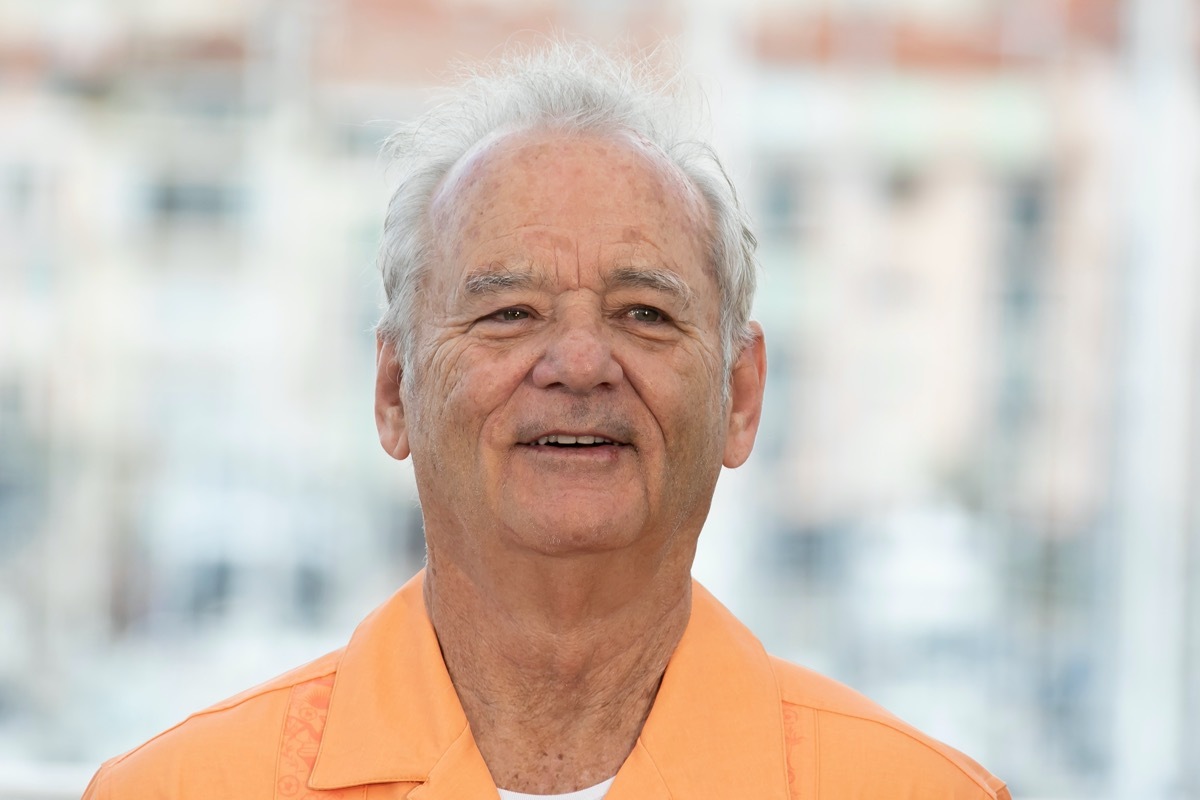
490;308;530;322
627;307;665;323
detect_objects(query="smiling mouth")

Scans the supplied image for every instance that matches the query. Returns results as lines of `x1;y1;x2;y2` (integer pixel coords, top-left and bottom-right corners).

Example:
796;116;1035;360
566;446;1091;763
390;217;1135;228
533;434;614;447
521;433;628;449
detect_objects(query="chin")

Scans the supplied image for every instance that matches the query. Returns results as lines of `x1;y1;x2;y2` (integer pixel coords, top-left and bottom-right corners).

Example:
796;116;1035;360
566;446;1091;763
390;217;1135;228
502;513;645;557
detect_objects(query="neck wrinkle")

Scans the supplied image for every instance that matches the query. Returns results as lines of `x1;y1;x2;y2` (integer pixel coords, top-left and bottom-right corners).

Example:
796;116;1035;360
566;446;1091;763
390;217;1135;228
422;553;693;794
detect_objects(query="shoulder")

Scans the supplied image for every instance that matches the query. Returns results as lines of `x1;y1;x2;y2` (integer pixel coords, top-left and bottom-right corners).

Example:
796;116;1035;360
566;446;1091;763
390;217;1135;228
84;649;343;800
770;656;1011;800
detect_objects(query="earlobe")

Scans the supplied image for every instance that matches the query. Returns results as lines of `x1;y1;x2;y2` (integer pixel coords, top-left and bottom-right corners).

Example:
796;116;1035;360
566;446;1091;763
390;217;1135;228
375;336;411;461
722;323;767;469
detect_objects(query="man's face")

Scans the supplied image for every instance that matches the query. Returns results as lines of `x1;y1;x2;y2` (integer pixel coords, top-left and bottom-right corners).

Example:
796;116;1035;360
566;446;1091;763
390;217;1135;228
375;130;764;564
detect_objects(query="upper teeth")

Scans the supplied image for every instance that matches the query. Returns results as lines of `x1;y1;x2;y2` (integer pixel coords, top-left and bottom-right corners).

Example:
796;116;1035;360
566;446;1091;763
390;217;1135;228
535;434;613;445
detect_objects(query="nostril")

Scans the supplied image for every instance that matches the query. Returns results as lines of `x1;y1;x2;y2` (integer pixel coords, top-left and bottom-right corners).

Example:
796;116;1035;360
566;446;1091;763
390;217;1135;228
530;335;623;392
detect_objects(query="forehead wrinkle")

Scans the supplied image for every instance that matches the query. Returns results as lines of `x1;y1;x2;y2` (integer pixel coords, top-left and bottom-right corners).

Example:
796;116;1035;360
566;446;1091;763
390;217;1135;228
574;236;581;290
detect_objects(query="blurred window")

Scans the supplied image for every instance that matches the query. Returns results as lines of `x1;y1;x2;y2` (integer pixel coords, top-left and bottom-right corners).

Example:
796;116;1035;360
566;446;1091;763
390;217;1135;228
332;120;394;159
188;559;234;621
0;164;33;223
995;171;1051;434
767;522;846;589
0;379;45;558
130;51;246;119
881;167;924;208
147;178;243;225
758;161;811;245
294;562;327;626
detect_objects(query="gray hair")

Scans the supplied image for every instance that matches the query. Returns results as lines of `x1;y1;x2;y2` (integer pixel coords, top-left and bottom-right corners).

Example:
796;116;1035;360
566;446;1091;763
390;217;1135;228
376;41;758;377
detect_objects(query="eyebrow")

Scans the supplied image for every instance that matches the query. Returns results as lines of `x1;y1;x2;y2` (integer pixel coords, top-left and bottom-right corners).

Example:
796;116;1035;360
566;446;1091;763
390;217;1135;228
461;264;694;307
463;267;544;296
606;267;694;307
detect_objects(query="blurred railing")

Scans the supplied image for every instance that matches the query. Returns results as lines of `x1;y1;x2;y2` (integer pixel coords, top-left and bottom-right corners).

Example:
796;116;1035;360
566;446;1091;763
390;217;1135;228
0;763;94;800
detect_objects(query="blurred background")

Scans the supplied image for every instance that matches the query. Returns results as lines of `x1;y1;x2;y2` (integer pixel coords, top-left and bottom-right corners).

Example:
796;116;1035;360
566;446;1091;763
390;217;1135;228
1;0;1198;797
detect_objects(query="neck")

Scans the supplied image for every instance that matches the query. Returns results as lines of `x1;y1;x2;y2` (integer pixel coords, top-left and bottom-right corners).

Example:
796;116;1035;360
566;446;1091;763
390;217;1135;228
424;550;692;794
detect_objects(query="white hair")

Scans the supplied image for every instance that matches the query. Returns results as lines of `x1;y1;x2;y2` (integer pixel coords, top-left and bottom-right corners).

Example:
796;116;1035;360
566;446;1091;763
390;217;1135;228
376;41;758;377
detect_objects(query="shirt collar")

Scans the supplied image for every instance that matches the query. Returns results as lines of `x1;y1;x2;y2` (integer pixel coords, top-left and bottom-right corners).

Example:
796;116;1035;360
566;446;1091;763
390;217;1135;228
309;572;494;792
309;573;790;799
627;581;791;799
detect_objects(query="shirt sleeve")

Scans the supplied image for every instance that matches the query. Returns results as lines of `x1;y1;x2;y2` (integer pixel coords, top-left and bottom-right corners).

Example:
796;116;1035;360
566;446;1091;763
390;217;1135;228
81;764;111;800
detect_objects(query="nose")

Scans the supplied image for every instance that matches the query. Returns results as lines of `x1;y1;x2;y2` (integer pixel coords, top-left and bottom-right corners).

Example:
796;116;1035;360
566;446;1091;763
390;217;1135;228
530;310;624;393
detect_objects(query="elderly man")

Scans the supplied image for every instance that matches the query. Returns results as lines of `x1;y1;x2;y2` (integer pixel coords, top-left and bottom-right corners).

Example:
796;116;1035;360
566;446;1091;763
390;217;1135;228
85;44;1009;799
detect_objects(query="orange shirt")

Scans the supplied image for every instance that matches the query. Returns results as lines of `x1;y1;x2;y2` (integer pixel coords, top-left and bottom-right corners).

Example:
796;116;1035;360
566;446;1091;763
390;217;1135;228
84;573;1010;799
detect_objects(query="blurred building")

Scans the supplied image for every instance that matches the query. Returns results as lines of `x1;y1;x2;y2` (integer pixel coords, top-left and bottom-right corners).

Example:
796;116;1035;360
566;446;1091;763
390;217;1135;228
0;1;1197;798
727;5;1123;794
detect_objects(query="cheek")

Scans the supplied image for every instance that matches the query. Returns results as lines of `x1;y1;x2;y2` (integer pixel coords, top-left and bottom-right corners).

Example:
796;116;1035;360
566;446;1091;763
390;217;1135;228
665;354;728;452
406;343;468;433
425;344;531;431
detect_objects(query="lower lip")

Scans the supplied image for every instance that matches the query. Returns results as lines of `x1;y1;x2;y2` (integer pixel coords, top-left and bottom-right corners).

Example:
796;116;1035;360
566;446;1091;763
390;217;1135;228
518;443;627;463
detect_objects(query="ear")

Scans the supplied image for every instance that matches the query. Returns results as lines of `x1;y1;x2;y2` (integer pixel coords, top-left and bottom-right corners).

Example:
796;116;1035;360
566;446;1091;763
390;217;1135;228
722;322;767;469
375;335;411;460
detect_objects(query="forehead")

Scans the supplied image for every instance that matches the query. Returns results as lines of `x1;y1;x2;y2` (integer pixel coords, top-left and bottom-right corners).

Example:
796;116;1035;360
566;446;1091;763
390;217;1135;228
428;129;711;267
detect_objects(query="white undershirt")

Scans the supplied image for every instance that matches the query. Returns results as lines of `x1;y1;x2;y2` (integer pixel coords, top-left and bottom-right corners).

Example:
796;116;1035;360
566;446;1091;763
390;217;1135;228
496;777;615;800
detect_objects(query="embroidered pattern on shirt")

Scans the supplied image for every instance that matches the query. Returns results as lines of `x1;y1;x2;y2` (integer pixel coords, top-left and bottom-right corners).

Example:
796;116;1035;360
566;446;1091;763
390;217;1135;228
276;675;363;799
